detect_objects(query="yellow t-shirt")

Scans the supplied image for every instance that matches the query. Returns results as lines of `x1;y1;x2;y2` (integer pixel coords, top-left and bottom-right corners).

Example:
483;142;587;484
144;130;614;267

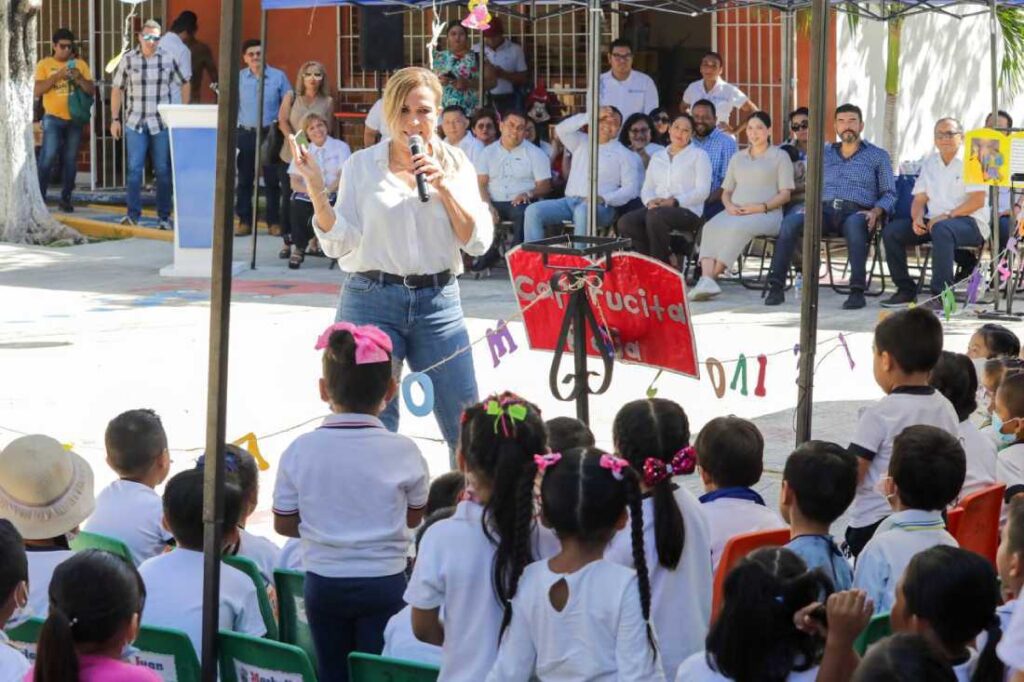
35;56;93;120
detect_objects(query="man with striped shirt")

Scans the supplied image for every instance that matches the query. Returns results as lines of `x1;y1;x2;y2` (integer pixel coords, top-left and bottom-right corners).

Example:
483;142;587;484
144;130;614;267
110;20;189;229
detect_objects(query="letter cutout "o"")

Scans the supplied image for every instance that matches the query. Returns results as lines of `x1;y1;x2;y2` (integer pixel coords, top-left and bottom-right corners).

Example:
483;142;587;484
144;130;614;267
402;372;436;417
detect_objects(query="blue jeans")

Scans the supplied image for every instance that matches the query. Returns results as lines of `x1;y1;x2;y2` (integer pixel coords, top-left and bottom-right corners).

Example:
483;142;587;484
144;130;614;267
523;197;616;242
125;127;172;221
305;571;406;682
492;200;528;244
337;274;479;463
768;204;870;290
37;114;84;204
883;216;985;295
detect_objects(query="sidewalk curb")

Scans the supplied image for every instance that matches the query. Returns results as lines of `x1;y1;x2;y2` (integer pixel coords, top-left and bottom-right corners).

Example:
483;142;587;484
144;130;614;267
57;215;174;242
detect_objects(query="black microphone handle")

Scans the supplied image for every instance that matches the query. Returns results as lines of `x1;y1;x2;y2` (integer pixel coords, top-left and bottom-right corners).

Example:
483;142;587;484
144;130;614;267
410;140;431;203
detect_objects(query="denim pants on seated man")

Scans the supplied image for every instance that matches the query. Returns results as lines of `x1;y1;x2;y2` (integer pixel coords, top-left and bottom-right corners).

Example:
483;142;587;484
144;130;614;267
523;196;616;242
125;128;173;222
767;204;870;290
37;114;84;205
882;216;984;295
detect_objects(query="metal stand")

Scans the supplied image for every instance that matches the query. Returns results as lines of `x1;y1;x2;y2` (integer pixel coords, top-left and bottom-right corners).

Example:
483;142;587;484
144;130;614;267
521;235;630;424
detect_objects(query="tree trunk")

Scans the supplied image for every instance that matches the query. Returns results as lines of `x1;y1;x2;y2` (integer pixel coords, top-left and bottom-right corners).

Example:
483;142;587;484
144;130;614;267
881;16;901;163
0;0;81;244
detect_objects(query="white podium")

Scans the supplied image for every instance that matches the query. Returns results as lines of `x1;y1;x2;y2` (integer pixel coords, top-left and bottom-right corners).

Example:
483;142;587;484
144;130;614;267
158;104;245;277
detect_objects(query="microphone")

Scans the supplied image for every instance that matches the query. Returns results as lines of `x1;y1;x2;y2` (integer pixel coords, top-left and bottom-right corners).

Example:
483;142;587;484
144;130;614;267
409;134;430;203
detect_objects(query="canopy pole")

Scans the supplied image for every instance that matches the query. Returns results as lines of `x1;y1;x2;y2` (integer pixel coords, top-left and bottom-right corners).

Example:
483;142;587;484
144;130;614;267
587;0;601;237
250;9;269;270
795;0;829;445
990;0;1002;310
781;8;795;118
201;0;244;678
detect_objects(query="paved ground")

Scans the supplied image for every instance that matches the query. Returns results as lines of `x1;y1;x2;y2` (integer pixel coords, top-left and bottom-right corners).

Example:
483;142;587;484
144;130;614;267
0;230;1013;540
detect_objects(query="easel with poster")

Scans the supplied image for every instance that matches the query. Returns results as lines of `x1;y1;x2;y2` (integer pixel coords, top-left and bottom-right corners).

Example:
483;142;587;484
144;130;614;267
964;128;1024;315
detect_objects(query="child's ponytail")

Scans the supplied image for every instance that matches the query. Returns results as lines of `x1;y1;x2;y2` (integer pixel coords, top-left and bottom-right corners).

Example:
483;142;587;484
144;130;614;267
971;615;1004;682
622;464;656;655
35;608;78;682
613;399;691;569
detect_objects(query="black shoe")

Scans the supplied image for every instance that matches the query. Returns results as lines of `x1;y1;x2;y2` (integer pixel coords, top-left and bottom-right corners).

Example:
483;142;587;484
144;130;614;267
764;287;785;306
842;290;866;310
58;201;74;213
881;290;917;308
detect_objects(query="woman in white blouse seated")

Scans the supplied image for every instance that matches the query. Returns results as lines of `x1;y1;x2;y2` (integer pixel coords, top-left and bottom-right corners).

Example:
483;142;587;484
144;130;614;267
289;67;493;459
616;113;710;265
690;111;795;301
286;112;351;269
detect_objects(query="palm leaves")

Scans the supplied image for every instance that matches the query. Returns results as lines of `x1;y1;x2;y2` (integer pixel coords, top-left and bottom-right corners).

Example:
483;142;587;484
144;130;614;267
998;7;1024;98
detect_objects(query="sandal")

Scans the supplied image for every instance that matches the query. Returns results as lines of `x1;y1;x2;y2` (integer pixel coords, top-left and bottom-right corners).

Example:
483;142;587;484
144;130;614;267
278;244;291;259
288;248;304;270
306;238;324;257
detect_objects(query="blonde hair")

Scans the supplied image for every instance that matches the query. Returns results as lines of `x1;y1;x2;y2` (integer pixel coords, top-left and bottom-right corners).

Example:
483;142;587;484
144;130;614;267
300;111;330;134
382;67;459;173
293;60;331;99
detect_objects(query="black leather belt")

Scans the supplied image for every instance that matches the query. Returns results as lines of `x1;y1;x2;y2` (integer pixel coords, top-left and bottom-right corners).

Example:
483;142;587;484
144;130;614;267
825;199;872;213
356;270;453;289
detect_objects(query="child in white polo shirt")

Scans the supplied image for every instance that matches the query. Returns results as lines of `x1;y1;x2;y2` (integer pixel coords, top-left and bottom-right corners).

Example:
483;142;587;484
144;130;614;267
992;372;1024;494
272;323;429;682
86;409;173;565
854;425;964;613
846;307;960;557
0;521;30;679
694;416;787;570
138;469;265;659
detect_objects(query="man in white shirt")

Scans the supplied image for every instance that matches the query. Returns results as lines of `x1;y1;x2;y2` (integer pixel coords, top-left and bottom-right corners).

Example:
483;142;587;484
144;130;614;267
475;18;527;114
599;39;659;121
473;110;552;269
364;97;384;147
440;105;484;167
882;117;988;306
680;51;758;134
159;13;194;104
524;106;642;241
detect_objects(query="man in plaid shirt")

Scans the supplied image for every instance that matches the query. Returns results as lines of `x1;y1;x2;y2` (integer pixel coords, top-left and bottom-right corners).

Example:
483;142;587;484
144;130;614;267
110;19;189;229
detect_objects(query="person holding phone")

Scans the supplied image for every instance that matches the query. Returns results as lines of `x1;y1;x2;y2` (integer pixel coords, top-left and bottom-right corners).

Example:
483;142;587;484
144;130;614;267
432;22;492;114
286;112;349;269
288;67;493;463
34;28;95;213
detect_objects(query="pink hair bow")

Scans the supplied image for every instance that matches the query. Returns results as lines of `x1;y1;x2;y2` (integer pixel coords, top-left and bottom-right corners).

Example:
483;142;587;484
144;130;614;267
642;446;697;487
599;454;630;481
534;452;562;472
314;322;393;364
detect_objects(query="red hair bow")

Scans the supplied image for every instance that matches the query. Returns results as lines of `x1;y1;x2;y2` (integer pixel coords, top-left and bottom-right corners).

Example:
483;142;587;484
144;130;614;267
642;446;697;487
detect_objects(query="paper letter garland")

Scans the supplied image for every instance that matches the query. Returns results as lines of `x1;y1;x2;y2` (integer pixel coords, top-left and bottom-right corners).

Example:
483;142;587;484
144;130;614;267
706;358;727;398
402;372;436;417
485;320;518;368
754;354;768;397
730;354;749;396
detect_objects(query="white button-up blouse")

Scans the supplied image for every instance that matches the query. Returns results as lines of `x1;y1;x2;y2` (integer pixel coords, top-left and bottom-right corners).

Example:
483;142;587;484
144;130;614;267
313;139;493;275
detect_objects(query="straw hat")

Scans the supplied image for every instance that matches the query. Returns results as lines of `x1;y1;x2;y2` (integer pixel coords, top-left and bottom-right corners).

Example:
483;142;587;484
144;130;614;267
0;435;95;540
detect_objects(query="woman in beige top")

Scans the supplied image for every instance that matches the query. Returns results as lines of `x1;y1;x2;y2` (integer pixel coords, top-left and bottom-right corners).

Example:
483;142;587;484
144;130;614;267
690;111;795;301
278;60;334;258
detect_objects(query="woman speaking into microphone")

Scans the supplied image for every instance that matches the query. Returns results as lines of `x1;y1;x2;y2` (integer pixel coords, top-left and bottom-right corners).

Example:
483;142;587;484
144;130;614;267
290;67;493;458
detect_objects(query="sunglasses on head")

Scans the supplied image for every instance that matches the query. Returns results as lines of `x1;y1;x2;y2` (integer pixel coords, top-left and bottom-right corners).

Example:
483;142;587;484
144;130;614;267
654;115;670;122
791;121;809;131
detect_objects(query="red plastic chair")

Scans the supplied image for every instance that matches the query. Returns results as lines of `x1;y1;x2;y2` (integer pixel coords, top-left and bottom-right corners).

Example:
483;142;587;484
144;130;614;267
712;528;791;619
945;507;963;537
952;483;1006;566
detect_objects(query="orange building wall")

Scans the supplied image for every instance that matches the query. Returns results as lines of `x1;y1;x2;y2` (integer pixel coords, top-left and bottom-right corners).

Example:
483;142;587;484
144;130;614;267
794;11;838;123
166;0;338;104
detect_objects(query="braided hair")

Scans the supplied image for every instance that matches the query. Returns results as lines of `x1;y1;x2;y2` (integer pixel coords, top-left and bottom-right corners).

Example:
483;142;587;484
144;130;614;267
536;447;657;656
459;392;546;641
613;398;689;569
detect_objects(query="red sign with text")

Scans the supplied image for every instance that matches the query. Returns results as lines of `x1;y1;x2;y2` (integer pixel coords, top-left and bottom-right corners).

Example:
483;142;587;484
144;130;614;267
507;247;700;378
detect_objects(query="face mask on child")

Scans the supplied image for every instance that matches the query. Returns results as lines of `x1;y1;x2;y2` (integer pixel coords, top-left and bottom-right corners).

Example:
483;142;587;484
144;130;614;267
6;582;29;629
991;412;1020;444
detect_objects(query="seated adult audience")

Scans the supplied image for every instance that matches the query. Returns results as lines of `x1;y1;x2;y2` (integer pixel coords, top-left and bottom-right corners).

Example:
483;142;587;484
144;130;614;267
680;51;758;135
765;103;896;310
598;38;659;121
287;112;351;269
779;107;808;222
471;107;499;147
690;99;738;220
473;110;552;269
619;112;664;169
986;110;1014;254
649;106;671;145
475;18;527;114
617;113;710;264
882;117;988;308
364;97;384;147
524;118;554;160
524;106;641;241
691;111;794;301
441;105;483;166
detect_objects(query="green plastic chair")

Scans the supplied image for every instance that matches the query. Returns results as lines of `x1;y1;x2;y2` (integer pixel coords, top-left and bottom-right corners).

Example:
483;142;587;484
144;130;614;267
70;531;134;564
224;554;279;640
349;652;440;682
6;617;45;662
854;612;892;655
217;630;316;681
274;569;317;668
131;624;201;682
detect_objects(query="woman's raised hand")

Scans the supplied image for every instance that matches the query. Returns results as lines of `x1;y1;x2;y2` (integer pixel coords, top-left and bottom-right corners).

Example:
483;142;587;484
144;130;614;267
288;135;323;191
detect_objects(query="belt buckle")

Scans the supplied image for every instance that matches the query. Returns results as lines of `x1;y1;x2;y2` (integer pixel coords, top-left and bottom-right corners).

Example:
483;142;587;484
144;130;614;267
831;199;843;211
402;274;418;289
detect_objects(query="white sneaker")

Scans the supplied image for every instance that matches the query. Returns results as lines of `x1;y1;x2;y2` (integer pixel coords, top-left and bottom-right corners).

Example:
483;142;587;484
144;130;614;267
689;277;722;301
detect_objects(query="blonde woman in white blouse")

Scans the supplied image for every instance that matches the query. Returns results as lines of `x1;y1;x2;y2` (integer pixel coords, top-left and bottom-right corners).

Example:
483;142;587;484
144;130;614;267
288;67;494;459
617;113;711;264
